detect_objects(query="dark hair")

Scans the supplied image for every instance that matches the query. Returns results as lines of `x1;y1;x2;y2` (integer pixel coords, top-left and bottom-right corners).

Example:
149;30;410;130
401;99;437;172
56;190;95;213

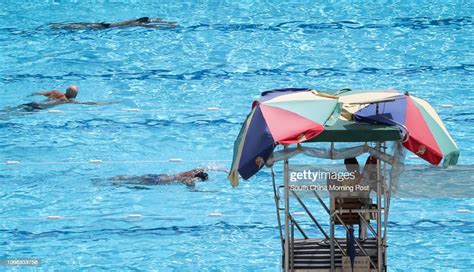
194;171;208;181
137;17;150;23
344;157;359;165
344;157;360;173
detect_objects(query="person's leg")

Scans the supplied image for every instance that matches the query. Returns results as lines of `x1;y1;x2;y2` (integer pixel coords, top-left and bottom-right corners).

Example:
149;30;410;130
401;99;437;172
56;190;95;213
109;175;140;181
359;197;371;240
359;219;367;240
21;102;44;111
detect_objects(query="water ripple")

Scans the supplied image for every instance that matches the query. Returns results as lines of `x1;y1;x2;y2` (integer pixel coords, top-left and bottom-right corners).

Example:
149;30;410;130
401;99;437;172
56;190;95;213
2;64;473;83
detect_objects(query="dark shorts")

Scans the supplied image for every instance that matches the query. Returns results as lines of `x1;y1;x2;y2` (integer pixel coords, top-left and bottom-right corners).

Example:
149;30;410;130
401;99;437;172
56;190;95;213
21;102;48;111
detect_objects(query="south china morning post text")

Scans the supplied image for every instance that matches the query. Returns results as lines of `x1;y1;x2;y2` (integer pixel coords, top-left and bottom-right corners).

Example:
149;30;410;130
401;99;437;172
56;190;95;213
288;166;370;193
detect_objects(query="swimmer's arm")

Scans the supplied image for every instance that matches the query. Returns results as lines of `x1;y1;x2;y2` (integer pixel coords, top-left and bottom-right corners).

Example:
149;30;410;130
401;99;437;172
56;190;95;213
140;22;177;29
177;177;197;186
137;17;177;28
148;17;162;22
31;90;67;101
32;90;55;96
160;20;177;24
148;17;176;24
183;179;196;187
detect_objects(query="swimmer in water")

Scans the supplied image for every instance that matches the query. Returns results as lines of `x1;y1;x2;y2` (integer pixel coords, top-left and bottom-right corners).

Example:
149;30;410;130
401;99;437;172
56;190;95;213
108;168;209;187
32;85;79;102
49;17;177;30
22;85;110;111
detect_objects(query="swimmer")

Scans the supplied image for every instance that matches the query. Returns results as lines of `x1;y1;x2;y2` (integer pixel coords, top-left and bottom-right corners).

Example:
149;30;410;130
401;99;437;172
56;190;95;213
49;17;177;30
32;85;79;102
22;85;110;111
108;168;209;187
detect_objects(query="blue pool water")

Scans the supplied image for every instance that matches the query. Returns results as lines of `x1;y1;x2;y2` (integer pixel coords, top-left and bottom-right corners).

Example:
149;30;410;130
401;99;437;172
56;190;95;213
0;1;473;271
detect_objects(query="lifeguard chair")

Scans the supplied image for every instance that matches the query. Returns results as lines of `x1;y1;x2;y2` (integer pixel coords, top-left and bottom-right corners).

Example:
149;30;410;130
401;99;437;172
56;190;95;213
266;120;405;271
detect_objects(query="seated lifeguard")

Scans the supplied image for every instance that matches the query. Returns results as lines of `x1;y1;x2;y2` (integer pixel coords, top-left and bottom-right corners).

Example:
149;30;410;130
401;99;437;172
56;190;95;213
329;157;372;239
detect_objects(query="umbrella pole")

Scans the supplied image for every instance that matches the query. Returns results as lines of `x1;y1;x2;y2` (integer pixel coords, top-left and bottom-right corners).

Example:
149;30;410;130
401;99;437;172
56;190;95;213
376;142;383;271
375;106;383;271
284;145;290;272
383;142;389;271
330;142;335;272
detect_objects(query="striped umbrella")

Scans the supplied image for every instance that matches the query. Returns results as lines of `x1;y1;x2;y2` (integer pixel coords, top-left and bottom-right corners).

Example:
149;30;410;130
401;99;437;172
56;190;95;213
341;90;459;167
228;88;341;187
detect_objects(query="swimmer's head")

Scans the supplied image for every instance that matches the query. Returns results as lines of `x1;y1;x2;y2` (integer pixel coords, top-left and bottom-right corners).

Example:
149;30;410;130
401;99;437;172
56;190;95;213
194;171;208;181
65;85;78;99
344;157;360;173
137;17;150;23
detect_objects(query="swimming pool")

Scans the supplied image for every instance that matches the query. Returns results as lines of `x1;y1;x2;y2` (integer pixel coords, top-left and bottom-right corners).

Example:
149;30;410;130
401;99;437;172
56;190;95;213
0;1;473;271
